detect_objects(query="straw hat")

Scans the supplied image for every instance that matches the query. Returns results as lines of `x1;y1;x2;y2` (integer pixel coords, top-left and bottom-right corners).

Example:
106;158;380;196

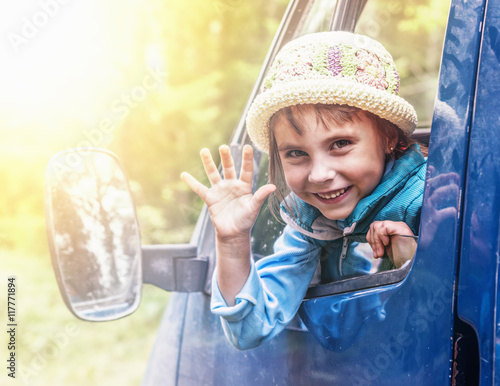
246;31;417;153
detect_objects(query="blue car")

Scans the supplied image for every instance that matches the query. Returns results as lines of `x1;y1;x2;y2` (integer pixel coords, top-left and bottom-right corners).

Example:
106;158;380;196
45;0;499;384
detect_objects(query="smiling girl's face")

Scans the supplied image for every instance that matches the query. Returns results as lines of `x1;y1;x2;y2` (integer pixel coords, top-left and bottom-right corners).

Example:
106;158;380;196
272;104;394;220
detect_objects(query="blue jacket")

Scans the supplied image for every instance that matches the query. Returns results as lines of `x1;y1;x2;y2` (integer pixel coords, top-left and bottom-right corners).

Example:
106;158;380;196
211;145;426;350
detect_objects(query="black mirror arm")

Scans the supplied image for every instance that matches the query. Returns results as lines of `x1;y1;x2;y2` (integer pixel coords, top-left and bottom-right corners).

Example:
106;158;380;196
142;244;208;292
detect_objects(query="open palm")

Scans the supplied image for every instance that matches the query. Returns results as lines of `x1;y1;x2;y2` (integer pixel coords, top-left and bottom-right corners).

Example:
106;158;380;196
181;145;276;240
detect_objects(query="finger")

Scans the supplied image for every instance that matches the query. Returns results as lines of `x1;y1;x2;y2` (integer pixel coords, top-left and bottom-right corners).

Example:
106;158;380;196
382;221;413;237
180;172;209;200
434;207;457;222
367;225;381;258
371;235;387;258
239;145;254;184
253;184;276;207
366;228;373;244
368;222;389;258
200;148;222;186
369;237;385;259
219;145;237;180
426;172;460;194
429;184;459;207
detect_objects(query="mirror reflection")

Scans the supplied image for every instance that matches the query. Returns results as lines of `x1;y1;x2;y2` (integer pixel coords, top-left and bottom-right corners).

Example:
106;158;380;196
46;149;141;321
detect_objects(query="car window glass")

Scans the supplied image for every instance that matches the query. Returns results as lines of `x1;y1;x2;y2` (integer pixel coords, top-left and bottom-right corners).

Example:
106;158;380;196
251;154;284;259
298;0;338;34
356;0;450;127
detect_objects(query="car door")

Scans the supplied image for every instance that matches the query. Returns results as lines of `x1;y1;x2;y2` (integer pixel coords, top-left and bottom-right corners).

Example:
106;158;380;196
143;0;487;385
454;0;500;383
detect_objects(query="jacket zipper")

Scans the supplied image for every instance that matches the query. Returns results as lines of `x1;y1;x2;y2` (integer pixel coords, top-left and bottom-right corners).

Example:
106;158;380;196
338;236;349;276
338;222;356;276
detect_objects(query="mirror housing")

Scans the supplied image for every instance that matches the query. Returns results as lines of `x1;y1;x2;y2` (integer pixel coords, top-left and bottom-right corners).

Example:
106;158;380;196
45;148;142;321
142;244;207;292
45;148;209;322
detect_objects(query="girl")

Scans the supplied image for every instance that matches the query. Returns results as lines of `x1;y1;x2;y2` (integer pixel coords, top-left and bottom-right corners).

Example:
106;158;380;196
181;31;426;350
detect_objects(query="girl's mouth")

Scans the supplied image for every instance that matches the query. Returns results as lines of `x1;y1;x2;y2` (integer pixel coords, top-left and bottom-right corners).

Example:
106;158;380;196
314;186;351;201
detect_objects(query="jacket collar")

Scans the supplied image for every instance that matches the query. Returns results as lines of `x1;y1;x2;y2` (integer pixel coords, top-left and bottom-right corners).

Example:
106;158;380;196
280;144;425;240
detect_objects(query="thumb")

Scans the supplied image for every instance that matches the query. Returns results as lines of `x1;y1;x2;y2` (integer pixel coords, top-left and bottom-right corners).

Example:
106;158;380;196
253;184;277;207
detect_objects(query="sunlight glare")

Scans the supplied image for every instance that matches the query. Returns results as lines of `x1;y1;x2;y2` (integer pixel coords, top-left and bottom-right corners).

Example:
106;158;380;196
0;0;142;142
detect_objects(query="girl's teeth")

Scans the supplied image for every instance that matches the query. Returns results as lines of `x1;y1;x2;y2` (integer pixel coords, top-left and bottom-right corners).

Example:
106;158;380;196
318;188;346;199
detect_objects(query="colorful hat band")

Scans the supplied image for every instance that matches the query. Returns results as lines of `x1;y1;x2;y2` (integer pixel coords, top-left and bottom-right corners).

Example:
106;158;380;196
246;32;417;153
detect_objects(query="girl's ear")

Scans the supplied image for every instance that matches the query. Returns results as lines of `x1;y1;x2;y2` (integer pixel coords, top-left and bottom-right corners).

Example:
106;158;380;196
388;136;399;153
382;134;398;155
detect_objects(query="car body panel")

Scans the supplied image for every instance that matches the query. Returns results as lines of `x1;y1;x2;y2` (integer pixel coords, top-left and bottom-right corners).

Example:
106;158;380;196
457;1;500;383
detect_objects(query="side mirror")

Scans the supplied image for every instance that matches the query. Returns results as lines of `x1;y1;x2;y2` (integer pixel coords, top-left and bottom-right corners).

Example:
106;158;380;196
45;148;209;322
45;148;142;321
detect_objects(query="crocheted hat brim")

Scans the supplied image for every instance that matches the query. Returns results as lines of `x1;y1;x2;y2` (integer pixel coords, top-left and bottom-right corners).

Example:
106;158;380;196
246;78;417;153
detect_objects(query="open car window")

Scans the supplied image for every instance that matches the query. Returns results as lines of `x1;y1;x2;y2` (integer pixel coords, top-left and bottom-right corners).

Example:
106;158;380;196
249;0;449;296
356;0;449;128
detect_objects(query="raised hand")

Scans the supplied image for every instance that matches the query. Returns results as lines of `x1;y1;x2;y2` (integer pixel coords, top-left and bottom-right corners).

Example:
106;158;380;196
181;144;276;240
181;144;276;304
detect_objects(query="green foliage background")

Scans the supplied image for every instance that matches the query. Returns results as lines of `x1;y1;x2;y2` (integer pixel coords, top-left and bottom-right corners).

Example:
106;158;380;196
0;0;288;384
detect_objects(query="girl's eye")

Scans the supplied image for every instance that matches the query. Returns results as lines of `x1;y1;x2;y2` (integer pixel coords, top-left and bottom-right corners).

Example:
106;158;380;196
331;140;350;149
286;150;307;158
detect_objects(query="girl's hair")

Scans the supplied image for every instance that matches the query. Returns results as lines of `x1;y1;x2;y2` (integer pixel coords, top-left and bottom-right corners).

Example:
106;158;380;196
267;104;427;220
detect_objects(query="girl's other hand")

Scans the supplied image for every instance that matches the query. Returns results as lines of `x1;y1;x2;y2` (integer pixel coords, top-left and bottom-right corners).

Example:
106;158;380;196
367;221;417;268
181;144;276;240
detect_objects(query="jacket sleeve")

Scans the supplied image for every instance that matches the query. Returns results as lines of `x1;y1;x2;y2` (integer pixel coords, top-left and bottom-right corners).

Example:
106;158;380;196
210;225;321;350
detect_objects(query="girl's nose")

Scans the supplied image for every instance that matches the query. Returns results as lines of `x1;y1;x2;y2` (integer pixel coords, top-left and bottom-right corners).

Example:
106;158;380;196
308;159;336;184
